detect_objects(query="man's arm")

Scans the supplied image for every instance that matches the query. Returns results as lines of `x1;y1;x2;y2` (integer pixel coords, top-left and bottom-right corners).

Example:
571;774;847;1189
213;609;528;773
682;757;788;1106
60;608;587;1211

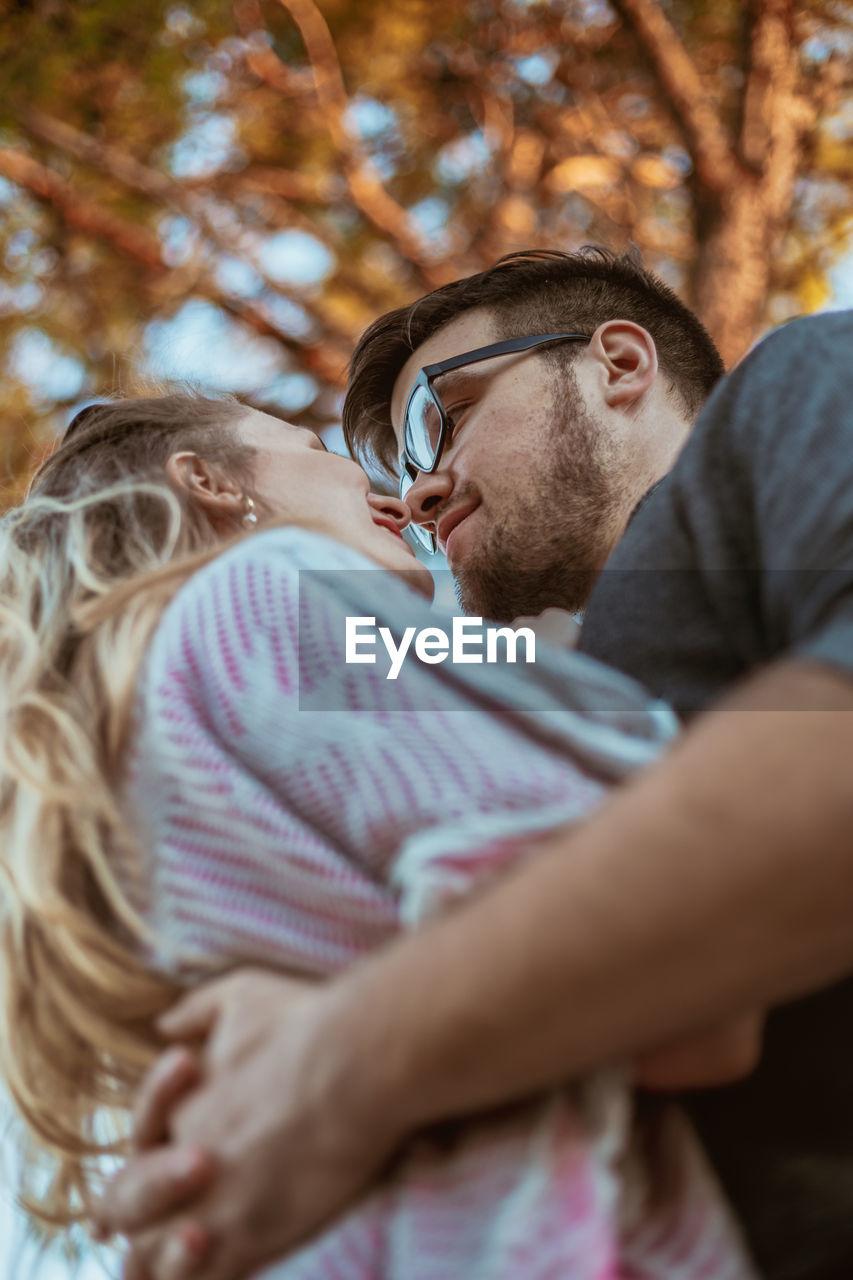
98;658;853;1280
324;659;853;1125
634;1011;764;1091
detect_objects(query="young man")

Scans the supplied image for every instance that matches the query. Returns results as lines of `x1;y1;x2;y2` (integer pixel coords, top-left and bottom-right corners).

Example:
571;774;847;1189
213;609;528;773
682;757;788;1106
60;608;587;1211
99;251;853;1280
346;247;722;624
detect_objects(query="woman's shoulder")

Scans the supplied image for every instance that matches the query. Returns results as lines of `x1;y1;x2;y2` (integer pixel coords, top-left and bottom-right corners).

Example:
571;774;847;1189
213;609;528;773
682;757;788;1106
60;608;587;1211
141;525;395;690
201;524;379;581
167;525;377;619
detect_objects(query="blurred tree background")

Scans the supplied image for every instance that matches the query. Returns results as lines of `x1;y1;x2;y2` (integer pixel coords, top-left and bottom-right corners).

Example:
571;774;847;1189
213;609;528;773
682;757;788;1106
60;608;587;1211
0;0;851;506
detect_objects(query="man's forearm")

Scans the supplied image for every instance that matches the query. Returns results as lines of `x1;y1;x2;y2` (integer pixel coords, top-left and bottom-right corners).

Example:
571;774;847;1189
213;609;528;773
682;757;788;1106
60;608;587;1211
325;659;853;1136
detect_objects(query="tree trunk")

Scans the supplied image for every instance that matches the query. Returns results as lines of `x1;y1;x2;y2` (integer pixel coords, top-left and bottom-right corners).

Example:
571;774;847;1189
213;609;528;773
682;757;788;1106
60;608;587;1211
691;178;780;368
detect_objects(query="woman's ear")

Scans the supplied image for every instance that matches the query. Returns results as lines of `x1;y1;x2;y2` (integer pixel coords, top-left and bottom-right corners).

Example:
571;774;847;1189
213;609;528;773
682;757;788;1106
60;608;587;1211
588;321;658;409
165;451;244;529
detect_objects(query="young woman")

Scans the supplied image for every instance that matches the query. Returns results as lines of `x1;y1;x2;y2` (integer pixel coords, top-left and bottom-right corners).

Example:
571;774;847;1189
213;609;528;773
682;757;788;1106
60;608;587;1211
0;393;756;1278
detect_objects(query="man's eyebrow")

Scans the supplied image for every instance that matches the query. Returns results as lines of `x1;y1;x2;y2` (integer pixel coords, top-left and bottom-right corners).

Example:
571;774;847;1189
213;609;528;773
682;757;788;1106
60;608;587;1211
433;367;481;396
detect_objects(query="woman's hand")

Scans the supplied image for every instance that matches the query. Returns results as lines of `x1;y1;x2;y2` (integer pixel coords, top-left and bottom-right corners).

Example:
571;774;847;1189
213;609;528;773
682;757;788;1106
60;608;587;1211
94;967;402;1280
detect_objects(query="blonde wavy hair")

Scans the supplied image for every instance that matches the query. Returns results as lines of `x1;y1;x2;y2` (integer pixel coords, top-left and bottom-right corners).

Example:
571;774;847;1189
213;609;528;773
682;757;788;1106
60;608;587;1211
0;393;263;1236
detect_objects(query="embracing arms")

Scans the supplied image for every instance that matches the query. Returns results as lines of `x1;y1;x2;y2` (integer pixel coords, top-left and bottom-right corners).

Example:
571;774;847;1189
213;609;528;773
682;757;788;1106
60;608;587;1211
95;657;853;1279
268;660;847;1125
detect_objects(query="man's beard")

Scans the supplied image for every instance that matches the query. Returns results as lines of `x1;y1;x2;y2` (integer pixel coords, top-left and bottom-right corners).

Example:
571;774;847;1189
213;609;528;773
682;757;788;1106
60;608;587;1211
454;375;629;622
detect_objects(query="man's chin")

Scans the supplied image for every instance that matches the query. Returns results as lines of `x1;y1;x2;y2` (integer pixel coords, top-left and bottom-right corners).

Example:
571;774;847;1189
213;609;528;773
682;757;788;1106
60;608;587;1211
456;564;595;623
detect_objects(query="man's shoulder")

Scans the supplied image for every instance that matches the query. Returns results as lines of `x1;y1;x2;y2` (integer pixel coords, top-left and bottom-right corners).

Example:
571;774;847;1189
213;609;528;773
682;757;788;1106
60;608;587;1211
777;309;853;341
709;309;853;423
597;308;853;568
728;311;853;387
662;308;853;489
144;528;355;675
581;310;853;707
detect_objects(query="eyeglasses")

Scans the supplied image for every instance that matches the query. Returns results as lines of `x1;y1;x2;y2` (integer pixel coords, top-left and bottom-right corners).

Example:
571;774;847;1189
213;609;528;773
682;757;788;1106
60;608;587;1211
398;332;590;552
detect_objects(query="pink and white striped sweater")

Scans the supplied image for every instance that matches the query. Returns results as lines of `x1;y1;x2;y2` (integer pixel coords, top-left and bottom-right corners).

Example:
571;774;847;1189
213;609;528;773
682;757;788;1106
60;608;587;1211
121;527;757;1280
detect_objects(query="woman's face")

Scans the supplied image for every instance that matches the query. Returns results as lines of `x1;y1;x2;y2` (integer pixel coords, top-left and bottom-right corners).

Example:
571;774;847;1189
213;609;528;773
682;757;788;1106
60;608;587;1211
235;408;434;597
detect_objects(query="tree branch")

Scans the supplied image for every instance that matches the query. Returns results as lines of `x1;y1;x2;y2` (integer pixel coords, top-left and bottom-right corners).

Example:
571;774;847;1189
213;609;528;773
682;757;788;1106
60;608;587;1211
0;146;166;269
18;108;354;350
740;0;815;220
21;108;185;209
268;0;456;287
207;164;341;204
609;0;741;196
0;145;349;386
233;0;316;99
211;171;407;315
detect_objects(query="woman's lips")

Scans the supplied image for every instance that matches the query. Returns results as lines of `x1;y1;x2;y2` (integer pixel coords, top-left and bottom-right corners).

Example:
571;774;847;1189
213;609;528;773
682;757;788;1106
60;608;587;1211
372;516;405;541
372;516;417;557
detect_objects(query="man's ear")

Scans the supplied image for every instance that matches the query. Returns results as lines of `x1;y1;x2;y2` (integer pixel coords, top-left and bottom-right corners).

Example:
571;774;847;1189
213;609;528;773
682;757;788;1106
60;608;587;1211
588;321;658;409
165;451;243;527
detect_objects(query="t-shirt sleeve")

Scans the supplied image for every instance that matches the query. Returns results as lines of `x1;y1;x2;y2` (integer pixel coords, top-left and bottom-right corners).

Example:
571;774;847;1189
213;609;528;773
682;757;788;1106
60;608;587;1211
672;311;853;677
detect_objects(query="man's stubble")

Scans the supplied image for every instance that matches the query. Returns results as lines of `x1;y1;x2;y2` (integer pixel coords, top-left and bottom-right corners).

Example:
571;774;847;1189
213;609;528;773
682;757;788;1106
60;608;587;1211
454;371;631;623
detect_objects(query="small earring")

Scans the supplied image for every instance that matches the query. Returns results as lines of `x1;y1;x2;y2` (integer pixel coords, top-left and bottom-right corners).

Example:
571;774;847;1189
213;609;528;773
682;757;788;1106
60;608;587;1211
242;496;258;529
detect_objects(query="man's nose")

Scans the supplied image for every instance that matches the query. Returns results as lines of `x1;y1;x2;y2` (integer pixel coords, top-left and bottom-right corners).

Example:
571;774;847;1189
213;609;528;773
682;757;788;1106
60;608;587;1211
404;468;454;532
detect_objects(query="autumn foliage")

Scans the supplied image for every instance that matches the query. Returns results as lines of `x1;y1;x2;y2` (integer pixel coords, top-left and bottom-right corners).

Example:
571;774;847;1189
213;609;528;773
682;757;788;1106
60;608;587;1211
0;0;851;501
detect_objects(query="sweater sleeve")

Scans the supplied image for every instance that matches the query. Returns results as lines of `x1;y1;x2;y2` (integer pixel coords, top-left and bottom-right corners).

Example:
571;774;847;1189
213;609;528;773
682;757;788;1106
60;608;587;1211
125;528;405;979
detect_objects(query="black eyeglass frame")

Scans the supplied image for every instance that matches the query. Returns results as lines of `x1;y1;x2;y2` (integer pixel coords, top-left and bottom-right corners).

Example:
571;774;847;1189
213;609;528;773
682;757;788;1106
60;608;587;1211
399;331;591;553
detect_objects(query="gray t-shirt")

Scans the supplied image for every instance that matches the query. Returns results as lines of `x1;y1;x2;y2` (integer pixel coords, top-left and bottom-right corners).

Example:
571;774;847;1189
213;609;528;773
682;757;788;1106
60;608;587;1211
579;310;853;1280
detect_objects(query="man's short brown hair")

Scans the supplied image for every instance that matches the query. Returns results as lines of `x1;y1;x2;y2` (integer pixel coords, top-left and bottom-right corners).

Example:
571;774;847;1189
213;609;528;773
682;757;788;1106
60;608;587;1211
343;247;725;478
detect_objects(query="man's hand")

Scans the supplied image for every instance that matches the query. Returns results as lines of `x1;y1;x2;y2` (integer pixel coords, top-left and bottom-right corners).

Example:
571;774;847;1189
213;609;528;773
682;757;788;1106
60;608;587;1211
634;1011;764;1092
96;968;403;1280
513;607;581;651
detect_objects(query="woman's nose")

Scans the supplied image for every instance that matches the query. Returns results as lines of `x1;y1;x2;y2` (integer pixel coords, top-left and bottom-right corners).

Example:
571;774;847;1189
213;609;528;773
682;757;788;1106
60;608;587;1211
367;492;411;531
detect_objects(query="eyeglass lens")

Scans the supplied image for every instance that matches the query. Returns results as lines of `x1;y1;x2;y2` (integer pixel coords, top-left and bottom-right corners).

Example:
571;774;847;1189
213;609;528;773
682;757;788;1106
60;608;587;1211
399;468;436;552
405;383;444;472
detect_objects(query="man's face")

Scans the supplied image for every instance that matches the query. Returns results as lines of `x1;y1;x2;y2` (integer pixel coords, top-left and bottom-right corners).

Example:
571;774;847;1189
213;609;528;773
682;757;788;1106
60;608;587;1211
390;309;635;621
